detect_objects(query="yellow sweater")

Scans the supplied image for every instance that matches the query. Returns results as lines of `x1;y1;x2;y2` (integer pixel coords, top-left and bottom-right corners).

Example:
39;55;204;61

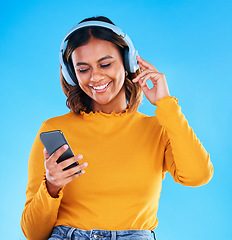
21;97;213;240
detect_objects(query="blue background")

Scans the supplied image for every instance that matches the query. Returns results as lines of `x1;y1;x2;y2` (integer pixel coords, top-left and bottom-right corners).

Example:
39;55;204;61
0;0;231;239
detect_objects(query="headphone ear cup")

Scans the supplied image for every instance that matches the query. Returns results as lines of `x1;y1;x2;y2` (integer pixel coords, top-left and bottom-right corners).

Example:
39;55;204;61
66;61;78;85
124;46;138;74
61;58;78;86
124;47;130;73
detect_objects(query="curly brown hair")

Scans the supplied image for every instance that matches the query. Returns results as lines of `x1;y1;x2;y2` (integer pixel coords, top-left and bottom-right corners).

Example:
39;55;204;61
60;16;143;114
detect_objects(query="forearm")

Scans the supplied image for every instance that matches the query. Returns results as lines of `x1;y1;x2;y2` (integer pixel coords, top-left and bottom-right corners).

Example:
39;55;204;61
156;96;213;186
21;178;63;240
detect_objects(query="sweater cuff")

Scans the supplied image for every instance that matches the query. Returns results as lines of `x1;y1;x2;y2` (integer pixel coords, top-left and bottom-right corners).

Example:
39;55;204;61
41;176;64;200
155;96;182;130
155;96;179;106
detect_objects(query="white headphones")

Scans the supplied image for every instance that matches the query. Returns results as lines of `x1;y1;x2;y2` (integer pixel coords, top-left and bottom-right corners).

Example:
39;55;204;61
59;21;139;86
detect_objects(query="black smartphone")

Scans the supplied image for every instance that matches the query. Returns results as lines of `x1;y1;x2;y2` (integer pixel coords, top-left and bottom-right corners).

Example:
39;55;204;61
40;130;81;173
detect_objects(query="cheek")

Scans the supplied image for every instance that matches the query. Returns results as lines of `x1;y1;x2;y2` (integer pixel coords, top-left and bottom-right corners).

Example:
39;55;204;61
107;62;125;82
75;73;89;88
76;77;90;95
115;67;126;85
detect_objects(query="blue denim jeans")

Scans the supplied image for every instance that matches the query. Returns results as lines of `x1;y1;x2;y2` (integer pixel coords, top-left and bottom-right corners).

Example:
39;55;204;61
48;225;156;240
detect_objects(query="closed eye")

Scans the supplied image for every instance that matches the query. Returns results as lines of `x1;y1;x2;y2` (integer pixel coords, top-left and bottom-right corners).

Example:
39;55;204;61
78;68;90;73
77;63;111;73
101;63;111;68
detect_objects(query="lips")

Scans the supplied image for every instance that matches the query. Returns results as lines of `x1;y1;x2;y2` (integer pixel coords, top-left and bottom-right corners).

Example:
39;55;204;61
90;81;112;92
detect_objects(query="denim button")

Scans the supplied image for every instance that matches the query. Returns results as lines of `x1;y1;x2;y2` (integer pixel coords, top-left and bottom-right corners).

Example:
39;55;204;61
93;234;104;239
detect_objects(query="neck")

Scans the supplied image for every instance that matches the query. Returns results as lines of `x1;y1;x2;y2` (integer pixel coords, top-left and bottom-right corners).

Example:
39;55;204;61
93;101;128;114
92;87;128;114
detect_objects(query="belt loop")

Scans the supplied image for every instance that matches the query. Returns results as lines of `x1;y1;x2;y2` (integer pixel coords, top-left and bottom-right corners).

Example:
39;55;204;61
67;227;76;240
151;230;156;240
111;230;116;240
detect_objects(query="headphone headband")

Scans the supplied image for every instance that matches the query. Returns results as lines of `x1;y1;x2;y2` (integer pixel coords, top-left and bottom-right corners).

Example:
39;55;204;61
59;20;139;86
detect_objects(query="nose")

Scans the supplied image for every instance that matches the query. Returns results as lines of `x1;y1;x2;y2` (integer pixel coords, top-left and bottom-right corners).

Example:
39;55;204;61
90;67;105;82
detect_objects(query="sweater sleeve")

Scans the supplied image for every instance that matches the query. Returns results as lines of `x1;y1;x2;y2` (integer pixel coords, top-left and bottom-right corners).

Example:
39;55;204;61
21;122;63;240
155;96;213;186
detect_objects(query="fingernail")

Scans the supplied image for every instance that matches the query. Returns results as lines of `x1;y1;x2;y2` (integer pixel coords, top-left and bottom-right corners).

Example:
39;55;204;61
82;170;85;174
63;144;68;150
83;162;88;167
78;154;83;159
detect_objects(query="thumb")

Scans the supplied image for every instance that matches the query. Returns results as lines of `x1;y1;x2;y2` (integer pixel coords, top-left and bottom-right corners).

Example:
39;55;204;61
43;148;50;160
139;79;150;98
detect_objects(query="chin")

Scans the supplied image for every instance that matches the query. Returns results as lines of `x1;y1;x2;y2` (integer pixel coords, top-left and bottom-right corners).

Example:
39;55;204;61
93;98;113;106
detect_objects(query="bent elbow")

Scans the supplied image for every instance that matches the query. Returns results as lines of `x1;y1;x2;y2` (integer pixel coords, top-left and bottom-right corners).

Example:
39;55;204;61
193;162;214;186
174;160;214;187
21;212;28;240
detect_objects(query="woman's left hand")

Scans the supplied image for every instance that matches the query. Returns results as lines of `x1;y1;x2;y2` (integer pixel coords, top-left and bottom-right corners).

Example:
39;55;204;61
132;55;170;105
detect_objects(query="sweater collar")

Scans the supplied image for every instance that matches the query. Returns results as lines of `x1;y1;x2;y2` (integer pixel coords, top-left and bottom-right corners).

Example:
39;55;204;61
79;108;130;118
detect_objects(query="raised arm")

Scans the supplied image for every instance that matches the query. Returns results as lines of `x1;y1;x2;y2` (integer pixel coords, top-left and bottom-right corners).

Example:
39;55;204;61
133;55;213;186
156;97;213;186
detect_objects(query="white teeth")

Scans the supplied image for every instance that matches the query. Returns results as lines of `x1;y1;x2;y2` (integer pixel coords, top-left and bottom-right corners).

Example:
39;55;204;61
92;82;109;90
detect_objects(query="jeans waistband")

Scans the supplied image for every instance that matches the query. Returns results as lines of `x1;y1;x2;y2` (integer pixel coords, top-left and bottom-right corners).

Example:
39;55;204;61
49;225;156;240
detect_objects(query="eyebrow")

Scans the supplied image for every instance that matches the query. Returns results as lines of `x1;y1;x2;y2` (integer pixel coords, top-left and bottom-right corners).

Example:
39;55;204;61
75;55;113;67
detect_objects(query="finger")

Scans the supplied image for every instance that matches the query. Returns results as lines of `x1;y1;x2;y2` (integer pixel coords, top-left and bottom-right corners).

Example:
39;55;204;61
62;169;86;186
132;69;151;82
138;78;150;95
57;154;84;171
137;55;152;67
137;57;146;70
139;60;159;73
43;148;50;160
137;58;148;70
45;160;87;185
140;74;152;87
132;69;156;83
49;144;69;164
137;55;159;72
138;62;146;71
61;161;88;178
144;72;161;86
46;161;87;189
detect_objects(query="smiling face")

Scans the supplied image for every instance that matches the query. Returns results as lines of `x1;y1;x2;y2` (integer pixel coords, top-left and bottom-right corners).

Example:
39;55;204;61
71;37;127;113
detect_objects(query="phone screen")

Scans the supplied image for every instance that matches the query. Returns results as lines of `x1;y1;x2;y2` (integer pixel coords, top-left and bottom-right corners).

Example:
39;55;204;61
40;130;80;173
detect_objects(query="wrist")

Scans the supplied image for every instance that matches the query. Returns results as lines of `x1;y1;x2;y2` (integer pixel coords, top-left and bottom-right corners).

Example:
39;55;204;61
154;93;171;105
46;180;61;198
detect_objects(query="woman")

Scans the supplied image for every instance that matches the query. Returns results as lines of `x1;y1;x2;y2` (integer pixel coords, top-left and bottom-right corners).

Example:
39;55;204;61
21;16;213;240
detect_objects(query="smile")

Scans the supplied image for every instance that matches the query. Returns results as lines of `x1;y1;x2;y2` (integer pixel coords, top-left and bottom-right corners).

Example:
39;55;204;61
90;82;112;92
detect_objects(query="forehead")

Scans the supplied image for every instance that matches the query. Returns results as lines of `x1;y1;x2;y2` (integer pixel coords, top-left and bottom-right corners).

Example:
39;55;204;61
72;37;121;62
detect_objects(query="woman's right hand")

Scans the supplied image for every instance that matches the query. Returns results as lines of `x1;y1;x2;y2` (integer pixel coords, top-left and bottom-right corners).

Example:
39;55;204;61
43;145;88;198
